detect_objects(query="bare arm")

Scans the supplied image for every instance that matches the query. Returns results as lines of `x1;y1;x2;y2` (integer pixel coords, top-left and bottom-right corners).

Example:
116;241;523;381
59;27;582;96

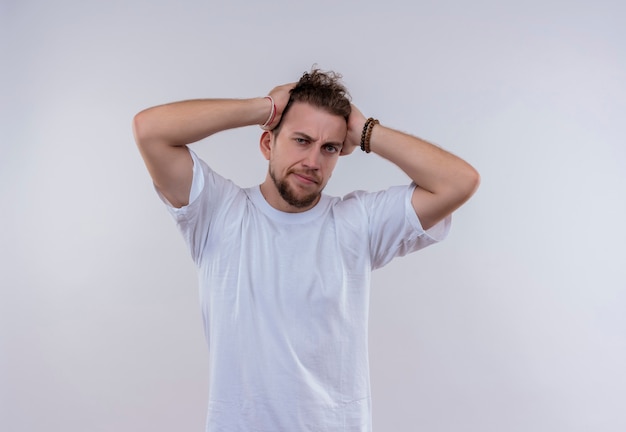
132;84;293;207
133;98;269;207
345;106;480;230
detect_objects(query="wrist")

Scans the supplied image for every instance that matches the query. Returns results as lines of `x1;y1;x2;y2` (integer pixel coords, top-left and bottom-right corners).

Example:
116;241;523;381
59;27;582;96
245;97;271;127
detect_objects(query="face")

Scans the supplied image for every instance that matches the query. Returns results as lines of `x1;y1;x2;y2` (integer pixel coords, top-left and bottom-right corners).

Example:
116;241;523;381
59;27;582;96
260;102;347;212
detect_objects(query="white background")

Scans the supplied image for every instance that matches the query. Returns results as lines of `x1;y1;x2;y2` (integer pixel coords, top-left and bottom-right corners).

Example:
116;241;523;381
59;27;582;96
1;0;625;431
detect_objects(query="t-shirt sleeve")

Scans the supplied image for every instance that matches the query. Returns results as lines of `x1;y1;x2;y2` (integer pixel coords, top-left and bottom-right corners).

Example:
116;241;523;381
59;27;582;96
356;183;451;269
155;148;241;265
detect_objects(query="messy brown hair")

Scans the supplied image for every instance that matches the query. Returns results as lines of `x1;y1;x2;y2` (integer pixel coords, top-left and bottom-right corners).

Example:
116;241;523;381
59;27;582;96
273;68;351;132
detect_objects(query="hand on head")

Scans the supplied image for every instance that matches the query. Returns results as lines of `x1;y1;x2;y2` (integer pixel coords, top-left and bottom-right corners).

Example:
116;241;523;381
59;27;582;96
261;83;297;131
341;104;367;155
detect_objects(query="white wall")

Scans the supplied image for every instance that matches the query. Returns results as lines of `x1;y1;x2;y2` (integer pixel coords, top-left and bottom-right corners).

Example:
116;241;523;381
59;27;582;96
1;0;625;431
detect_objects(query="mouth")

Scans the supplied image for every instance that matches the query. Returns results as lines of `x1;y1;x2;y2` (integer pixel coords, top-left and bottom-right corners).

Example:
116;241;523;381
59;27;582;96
291;171;320;185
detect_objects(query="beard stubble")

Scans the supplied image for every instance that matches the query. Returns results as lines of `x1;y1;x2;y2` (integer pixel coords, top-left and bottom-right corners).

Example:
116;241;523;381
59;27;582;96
269;167;321;209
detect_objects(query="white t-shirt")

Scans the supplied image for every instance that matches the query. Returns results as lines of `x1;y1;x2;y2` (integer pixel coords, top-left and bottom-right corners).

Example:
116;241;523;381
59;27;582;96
160;150;450;432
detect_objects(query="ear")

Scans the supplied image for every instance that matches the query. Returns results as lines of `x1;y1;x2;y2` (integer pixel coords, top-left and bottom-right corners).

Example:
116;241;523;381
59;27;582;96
259;131;272;160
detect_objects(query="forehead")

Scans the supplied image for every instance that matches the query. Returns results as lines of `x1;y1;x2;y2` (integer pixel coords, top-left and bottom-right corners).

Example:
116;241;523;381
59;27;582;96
280;102;347;141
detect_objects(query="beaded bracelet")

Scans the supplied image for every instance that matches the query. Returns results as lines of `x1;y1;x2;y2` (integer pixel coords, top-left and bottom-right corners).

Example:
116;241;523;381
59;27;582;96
261;96;276;129
360;117;379;153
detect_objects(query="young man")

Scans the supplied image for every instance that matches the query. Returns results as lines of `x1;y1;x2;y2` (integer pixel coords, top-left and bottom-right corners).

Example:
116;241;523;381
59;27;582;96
134;69;479;431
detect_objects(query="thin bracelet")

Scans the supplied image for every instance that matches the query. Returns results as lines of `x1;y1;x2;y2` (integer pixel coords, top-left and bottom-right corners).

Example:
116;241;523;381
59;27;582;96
261;96;276;129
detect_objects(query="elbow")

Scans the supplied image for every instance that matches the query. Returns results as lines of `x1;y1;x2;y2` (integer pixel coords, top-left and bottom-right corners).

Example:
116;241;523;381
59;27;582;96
466;166;481;197
447;164;480;206
132;109;152;148
458;165;481;203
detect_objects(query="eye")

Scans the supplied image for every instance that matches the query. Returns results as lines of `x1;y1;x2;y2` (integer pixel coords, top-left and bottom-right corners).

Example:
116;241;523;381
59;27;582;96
323;144;340;154
295;137;308;145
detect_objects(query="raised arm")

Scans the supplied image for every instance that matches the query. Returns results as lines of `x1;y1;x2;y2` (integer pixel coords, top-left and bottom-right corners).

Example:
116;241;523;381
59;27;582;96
345;105;480;230
132;84;293;207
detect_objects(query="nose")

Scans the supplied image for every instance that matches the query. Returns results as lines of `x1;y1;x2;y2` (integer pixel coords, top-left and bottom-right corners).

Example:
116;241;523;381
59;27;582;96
302;147;321;169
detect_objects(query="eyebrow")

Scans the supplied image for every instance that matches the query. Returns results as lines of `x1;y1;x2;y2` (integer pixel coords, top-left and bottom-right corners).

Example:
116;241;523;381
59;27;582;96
294;132;344;148
294;131;315;141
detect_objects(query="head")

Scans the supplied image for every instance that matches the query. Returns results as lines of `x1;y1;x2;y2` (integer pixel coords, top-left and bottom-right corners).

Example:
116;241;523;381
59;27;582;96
260;68;352;213
273;68;352;135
